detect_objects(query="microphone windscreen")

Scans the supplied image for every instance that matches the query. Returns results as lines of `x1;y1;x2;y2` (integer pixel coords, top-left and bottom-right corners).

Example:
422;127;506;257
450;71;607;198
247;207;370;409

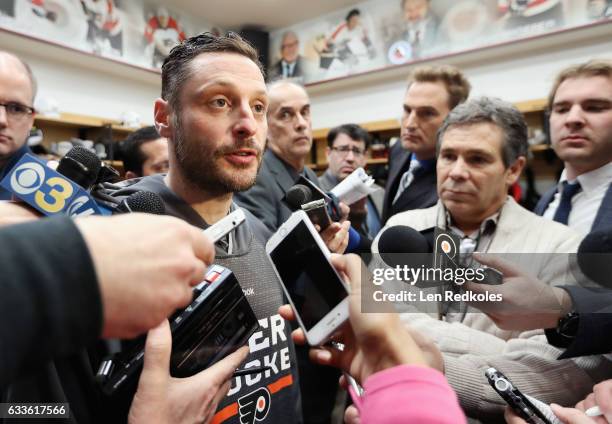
117;191;165;215
285;184;312;210
577;227;612;288
57;146;101;189
378;225;430;269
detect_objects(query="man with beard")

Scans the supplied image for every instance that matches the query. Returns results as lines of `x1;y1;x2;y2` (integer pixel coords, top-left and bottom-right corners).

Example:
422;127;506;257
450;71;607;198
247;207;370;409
107;32;303;424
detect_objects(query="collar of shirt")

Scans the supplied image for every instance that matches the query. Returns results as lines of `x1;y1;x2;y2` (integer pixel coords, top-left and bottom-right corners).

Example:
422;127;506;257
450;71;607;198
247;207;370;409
282;60;296;73
410;154;436;171
558;161;612;195
446;209;500;240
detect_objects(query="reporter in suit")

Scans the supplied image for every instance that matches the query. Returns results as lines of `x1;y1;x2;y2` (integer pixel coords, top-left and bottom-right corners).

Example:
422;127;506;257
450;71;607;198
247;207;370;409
382;65;471;223
534;60;612;234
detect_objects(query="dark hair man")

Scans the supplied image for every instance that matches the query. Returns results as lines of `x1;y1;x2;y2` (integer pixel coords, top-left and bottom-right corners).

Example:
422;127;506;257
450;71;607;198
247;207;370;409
383;64;471;223
534;59;612;234
319;123;383;240
106;32;302;424
374;97;606;421
121;125;169;179
0;51;37;200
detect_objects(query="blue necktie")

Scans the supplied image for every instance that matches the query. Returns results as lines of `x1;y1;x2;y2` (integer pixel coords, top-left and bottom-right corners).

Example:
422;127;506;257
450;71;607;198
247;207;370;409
553;181;581;225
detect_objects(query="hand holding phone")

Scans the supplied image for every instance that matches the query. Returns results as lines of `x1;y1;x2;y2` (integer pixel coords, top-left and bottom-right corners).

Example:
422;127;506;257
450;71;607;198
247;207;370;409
277;252;430;385
266;210;350;346
486;368;560;424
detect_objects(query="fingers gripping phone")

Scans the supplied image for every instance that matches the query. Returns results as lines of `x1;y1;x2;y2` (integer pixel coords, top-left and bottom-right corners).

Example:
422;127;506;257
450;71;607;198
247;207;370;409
486;368;556;424
266;210;350;346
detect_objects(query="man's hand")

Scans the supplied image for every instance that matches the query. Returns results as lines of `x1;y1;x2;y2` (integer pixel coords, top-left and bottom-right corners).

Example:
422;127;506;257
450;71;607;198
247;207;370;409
128;320;249;424
279;254;428;384
466;253;572;331
574;380;612;423
318;221;350;254
76;214;215;339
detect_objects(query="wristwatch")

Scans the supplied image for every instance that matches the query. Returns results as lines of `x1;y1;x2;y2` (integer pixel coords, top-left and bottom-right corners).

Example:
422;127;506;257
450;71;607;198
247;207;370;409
555;311;580;346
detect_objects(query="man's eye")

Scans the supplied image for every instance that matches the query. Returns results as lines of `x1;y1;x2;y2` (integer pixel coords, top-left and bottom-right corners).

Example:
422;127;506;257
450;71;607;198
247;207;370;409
253;103;266;114
280;111;291;119
7;103;27;114
584;104;609;113
553;106;569;114
211;98;228;108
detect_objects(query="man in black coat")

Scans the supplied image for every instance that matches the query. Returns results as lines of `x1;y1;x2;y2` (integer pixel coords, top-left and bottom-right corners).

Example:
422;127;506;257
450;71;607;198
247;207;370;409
383;64;471;223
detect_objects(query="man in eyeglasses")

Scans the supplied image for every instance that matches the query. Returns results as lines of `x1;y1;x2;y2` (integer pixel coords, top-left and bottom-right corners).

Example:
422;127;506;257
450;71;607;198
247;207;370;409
319;123;383;241
268;31;305;82
0;52;37;200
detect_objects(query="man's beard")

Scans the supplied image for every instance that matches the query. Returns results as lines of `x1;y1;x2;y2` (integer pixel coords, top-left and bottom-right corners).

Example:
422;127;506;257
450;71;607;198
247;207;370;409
172;115;263;195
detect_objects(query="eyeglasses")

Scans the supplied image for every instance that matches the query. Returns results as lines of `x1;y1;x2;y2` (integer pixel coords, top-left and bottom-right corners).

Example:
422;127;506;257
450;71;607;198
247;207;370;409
0;102;35;121
331;146;366;157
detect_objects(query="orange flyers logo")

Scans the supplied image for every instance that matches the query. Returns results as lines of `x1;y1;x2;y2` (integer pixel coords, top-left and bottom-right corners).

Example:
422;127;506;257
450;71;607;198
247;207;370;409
238;387;271;424
212;374;293;424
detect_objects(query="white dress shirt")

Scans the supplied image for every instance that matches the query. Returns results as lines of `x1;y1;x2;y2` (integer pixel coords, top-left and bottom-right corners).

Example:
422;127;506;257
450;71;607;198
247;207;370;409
543;161;612;235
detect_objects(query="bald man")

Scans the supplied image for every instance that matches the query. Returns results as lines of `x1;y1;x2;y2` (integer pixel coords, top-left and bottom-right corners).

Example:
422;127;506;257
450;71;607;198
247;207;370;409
235;81;320;232
0;52;37;200
235;81;347;424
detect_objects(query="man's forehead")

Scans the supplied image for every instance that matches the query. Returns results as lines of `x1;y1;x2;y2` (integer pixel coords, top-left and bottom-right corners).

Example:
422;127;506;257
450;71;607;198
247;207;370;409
187;53;265;88
441;123;503;151
0;53;33;99
554;76;612;102
404;81;449;106
269;84;309;110
334;133;364;146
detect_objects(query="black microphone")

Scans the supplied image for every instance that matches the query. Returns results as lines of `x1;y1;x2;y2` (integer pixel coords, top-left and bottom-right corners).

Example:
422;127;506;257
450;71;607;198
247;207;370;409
285;184;313;210
577;227;612;288
285;183;333;230
115;191;165;215
378;225;431;268
56;146;101;190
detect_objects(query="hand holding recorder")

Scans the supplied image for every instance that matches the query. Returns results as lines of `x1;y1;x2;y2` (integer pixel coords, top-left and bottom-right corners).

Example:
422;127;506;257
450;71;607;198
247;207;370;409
128;320;249;424
76;213;215;339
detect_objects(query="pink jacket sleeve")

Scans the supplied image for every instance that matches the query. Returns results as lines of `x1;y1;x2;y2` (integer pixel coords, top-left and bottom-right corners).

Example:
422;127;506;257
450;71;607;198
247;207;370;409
357;365;466;424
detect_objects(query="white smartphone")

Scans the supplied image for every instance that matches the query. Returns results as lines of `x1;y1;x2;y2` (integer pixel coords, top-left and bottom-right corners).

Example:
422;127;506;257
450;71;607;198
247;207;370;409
266;210;350;346
203;208;246;243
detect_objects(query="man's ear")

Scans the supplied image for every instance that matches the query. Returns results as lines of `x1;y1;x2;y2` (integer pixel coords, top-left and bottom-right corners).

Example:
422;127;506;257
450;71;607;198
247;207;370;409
154;98;172;139
506;156;526;186
325;146;331;161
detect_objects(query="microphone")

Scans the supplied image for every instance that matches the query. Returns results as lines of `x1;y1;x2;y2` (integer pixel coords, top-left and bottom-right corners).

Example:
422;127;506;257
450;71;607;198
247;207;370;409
377;225;431;269
286;184;333;230
56;146;101;190
115;191;165;215
0;150;109;217
285;182;364;252
285;184;312;209
577;227;612;288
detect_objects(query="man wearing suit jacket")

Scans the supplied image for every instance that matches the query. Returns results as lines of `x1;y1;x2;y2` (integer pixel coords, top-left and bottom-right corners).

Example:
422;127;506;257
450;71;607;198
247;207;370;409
268;31;305;82
534;59;612;234
383;64;471;223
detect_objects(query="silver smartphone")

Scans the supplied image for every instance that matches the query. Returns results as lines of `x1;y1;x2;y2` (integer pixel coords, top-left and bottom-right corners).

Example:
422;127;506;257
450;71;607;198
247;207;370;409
266;210;350;346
